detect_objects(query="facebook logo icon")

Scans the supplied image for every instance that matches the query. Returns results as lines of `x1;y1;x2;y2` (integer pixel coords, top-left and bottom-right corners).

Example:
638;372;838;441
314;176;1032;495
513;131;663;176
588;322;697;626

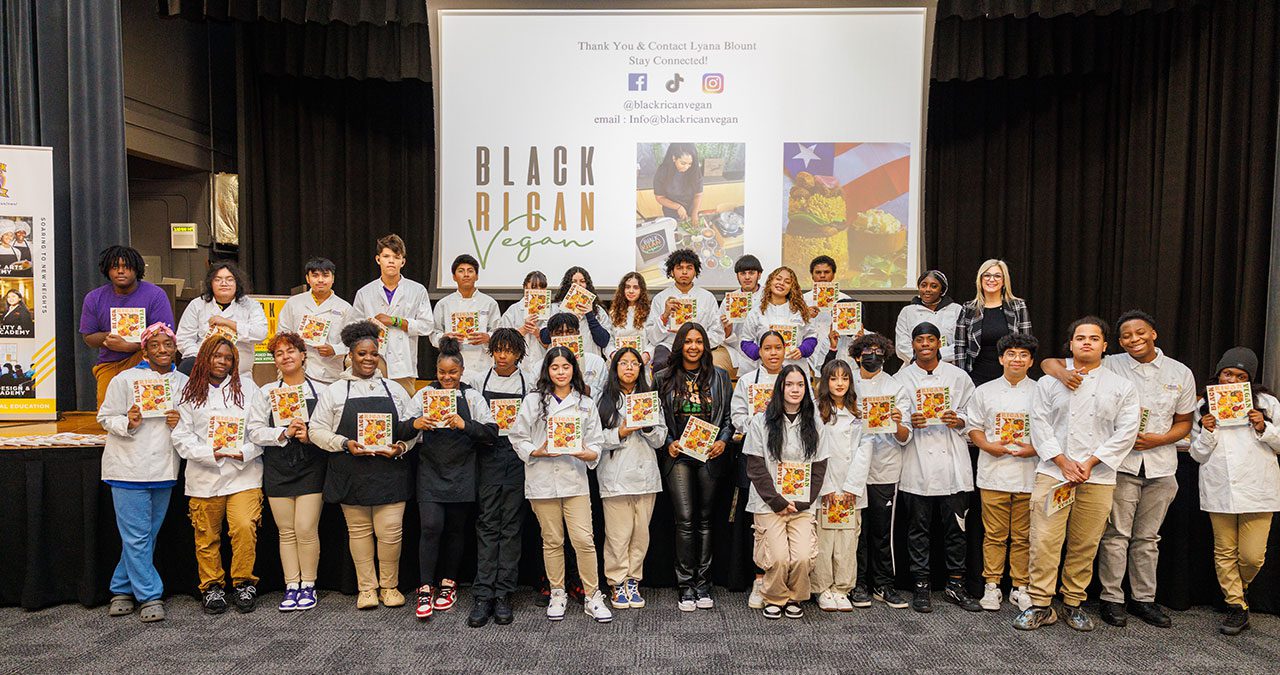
628;73;647;91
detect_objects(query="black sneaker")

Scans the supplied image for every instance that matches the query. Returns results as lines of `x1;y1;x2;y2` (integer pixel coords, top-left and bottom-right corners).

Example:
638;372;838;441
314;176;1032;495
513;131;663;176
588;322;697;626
1220;605;1250;636
1100;600;1128;627
874;585;908;609
467;598;494;628
912;581;932;613
232;584;257;613
848;585;873;608
493;595;514;625
943;580;982;613
202;585;228;615
1129;601;1171;628
535;577;551;607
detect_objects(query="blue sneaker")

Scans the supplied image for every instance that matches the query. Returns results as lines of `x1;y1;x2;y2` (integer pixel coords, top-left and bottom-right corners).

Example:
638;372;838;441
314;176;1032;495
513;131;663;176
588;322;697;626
626;579;645;608
611;583;631;609
295;586;317;611
278;587;299;612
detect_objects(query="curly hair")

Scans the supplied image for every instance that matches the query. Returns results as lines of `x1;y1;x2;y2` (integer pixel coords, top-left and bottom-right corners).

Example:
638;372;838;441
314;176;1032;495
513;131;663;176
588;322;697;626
664;248;701;278
180;336;242;408
610;271;650;329
268;331;307;356
759;266;809;321
551;266;600;311
98;245;146;280
341;320;382;350
849;332;893;359
201;262;251;302
487;327;526;362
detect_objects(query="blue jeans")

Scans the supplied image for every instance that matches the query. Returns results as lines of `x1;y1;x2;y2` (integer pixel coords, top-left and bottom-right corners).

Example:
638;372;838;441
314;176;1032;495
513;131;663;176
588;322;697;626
109;486;172;602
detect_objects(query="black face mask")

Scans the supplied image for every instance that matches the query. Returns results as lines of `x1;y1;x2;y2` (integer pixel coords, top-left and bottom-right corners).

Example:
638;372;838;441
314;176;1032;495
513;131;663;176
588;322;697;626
859;353;884;373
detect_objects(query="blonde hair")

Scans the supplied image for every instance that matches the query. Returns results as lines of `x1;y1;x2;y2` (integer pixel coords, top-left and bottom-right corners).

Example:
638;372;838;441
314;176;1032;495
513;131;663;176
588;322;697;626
760;266;809;321
972;259;1019;309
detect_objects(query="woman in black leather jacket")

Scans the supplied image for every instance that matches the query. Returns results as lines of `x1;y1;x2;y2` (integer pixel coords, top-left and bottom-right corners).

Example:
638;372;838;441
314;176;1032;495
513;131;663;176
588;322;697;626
655;322;734;611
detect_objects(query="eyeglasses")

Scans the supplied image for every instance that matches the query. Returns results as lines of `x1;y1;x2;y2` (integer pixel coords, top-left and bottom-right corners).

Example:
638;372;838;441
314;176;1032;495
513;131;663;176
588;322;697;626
860;349;886;357
981;273;1004;280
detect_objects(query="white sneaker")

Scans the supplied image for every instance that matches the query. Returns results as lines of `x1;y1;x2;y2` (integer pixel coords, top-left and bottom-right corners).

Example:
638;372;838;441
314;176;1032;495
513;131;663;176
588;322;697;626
817;590;840;612
979;583;1002;611
584;590;614;623
695;592;714;610
835;593;853;612
546;588;567;621
1010;586;1033;611
748;579;765;610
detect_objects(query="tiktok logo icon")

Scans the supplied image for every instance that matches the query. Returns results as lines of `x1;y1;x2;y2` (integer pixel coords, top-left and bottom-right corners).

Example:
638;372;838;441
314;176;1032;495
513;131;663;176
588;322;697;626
665;73;684;93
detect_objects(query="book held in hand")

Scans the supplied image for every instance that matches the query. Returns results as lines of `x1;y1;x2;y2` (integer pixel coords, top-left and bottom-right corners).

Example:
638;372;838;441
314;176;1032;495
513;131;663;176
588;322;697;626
132;378;172;418
915;386;951;426
770;324;798;351
811;282;838;309
420;388;459;428
207;324;238;344
357;413;392;451
615;334;645;354
724;292;753;322
748;382;773;415
298;314;331;347
775;461;812;502
995;412;1029;450
450;311;480;337
524;289;552;321
832;301;863;336
490;398;521;436
1137;408;1151;434
270;384;309;423
561;283;596;316
110;307;146;343
1046;481;1076;515
862;395;896;434
677;416;719;462
546;415;582;455
668;297;697;329
550;334;584;357
822;494;857;530
625;391;660;428
207;415;246;453
1207;382;1253;427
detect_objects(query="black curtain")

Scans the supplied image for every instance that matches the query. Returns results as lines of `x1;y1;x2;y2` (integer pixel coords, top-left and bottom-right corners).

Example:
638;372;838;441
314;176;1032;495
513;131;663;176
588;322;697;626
0;0;131;411
239;64;434;300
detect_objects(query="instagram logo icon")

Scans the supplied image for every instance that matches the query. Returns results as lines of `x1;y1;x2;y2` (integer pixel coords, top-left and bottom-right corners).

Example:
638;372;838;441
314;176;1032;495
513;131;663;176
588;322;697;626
701;73;724;93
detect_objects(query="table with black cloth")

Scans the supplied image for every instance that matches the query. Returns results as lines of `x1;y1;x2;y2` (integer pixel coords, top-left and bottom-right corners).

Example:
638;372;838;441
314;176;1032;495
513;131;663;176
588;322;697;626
2;442;1276;615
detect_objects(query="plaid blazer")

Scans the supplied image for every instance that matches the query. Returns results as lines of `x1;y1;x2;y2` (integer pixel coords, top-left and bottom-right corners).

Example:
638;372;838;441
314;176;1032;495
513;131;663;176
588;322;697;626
953;298;1032;373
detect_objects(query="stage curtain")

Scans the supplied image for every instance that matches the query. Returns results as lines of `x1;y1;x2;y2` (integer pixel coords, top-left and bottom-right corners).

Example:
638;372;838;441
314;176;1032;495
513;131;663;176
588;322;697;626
937;0;1206;20
0;0;132;412
925;0;1277;379
160;0;428;25
238;66;434;300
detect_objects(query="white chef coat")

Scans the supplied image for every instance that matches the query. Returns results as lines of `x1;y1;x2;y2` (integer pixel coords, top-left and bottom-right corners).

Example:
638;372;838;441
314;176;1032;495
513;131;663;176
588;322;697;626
549;302;611;358
1101;349;1197;479
98;363;189;483
1030;359;1141;486
495;300;547;367
803;287;852;376
739;301;818;371
522;349;607;401
277;290;352;384
509;391;603;499
605;305;653;362
596;392;667;498
1190;393;1280;513
731;367;780;435
171;374;264;498
854;370;913;485
246;378;321;449
307;370;423;453
742;411;830;514
430;290;501;373
821;405;874;510
718;286;764;371
176;296;269;375
895;360;975;496
895;301;963;364
967;374;1039;493
646;285;726;351
350;277;434;380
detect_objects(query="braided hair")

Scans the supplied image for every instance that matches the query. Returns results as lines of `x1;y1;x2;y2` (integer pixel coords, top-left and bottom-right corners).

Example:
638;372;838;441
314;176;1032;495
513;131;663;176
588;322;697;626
180;336;242;408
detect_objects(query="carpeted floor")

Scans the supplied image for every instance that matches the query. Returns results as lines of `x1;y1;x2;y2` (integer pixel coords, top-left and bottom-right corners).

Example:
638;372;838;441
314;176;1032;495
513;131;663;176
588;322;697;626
1;588;1276;674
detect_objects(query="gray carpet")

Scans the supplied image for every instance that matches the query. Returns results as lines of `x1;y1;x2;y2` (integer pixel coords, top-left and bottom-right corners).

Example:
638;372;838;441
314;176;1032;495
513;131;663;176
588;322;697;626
1;588;1277;674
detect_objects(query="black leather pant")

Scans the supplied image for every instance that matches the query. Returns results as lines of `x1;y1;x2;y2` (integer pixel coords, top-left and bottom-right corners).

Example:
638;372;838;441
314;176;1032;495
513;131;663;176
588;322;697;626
665;458;717;593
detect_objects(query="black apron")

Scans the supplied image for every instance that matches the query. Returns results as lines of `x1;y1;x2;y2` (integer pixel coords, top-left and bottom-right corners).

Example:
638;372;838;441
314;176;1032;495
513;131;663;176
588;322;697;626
415;385;480;503
477;369;528;488
263;378;328;497
322;378;414;506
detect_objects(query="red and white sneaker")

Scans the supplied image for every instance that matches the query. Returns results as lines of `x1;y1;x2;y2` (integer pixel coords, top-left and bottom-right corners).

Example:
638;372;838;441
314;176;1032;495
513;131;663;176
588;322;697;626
415;585;434;620
433;583;457;612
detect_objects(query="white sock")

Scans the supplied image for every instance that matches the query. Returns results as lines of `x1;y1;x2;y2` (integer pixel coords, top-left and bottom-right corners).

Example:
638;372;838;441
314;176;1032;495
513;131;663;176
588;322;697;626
301;582;315;589
287;583;300;590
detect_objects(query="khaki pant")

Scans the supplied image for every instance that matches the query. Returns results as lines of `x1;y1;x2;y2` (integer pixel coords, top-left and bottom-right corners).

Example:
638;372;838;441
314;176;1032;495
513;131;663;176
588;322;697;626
810;508;860;595
188;489;263;592
1209;512;1273;609
269;493;323;585
93;352;143;407
531;495;600;597
341;502;405;591
753;510;816;606
602;493;656;587
1027;474;1113;607
711;345;737;380
980;489;1031;586
1097;472;1178;603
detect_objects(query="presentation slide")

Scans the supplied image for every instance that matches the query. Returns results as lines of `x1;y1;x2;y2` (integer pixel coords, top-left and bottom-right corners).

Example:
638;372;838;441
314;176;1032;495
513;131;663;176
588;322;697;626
432;3;933;291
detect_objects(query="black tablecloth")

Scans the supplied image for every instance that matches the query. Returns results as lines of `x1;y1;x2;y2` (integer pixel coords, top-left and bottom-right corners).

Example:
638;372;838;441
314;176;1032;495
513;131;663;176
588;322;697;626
2;444;1276;614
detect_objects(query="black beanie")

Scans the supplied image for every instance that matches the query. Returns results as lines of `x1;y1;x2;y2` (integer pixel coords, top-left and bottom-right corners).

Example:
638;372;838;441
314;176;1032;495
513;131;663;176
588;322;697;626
912;322;941;339
1215;347;1259;382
